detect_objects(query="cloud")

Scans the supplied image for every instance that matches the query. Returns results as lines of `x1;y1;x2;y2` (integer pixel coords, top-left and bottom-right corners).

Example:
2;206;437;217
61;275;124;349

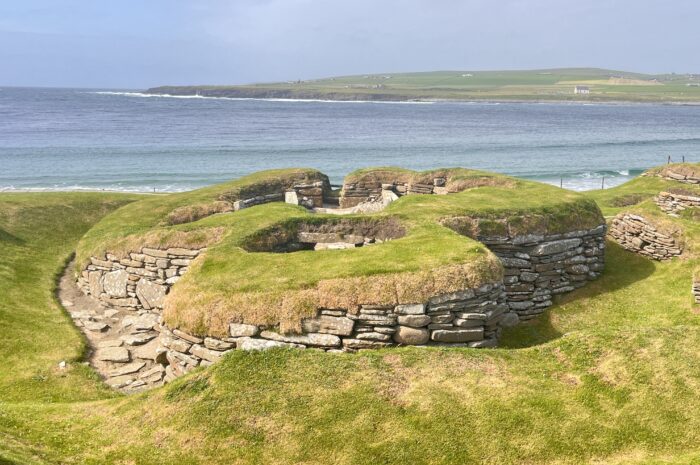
1;0;698;87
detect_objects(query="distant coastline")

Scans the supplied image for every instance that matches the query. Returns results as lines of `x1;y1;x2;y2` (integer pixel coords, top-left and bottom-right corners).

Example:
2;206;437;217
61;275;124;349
145;67;700;105
138;89;700;106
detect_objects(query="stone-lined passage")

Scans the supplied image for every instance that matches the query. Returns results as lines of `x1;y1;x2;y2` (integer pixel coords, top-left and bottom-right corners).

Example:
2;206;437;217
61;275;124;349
73;247;204;391
609;213;682;260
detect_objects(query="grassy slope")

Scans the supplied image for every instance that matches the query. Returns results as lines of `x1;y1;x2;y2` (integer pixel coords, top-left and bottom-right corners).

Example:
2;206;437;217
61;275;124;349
3;174;700;464
148;68;700;103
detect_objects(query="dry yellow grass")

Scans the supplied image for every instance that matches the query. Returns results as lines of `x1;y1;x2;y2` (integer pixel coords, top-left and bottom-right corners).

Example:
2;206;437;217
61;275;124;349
77;227;226;271
164;254;503;336
166;201;233;225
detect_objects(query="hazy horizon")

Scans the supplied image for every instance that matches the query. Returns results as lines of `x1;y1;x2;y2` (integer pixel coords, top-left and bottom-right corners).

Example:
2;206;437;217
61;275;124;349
1;0;699;89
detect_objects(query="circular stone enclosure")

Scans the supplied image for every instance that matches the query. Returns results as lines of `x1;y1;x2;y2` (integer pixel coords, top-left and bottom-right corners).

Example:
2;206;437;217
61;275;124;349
241;217;406;253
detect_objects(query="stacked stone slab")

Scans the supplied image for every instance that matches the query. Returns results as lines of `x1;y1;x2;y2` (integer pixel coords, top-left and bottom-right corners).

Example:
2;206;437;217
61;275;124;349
157;282;510;378
658;169;700;185
340;177;448;208
75;227;607;389
234;181;327;211
693;278;700;304
73;247;204;391
609;213;682;260
233;192;285;211
655;191;700;217
78;246;205;309
477;226;606;321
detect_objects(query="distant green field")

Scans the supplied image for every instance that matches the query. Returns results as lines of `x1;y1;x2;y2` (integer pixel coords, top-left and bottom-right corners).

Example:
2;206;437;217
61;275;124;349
148;68;700;103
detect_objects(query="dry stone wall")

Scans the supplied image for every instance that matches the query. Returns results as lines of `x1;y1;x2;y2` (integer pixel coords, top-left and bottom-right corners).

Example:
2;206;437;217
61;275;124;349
160;282;510;379
340;176;447;208
658;169;700;185
74;247;204;391
75;247;508;387
78;246;205;308
655;191;700;217
75;227;606;389
477;226;606;321
609;213;682;260
234;181;327;211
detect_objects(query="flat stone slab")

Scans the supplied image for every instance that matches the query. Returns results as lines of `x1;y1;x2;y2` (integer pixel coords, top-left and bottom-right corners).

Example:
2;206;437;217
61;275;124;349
121;333;156;346
397;314;431;328
102;269;129;298
96;347;130;363
260;331;341;347
531;239;582;256
229;323;259;338
301;315;354;336
84;321;109;332
393;326;429;345
431;328;484;343
237;337;302;351
108;362;145;377
135;278;166;310
395;303;426;315
96;339;123;348
190;344;227;362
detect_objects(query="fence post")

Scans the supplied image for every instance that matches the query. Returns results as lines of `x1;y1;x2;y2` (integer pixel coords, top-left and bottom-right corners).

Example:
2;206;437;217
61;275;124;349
601;177;605;189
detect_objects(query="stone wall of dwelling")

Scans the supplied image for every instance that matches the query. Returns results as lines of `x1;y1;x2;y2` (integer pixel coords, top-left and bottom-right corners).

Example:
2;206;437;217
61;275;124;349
609;213;682;260
159;282;511;379
659;170;700;185
76;225;607;389
340;176;447;208
233;181;326;211
75;247;204;391
78;246;205;309
655;191;700;217
477;226;606;321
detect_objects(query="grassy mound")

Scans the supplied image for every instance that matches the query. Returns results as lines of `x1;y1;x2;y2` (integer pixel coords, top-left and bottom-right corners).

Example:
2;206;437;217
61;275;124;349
76;168;603;337
5;187;700;464
343;166;517;192
587;173;700;259
654;162;700;182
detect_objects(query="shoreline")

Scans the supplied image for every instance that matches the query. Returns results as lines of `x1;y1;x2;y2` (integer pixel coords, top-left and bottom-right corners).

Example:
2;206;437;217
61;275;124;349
0;176;635;195
128;90;700;106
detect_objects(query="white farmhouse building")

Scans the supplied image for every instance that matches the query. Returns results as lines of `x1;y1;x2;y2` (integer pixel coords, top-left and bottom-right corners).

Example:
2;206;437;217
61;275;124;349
574;85;591;95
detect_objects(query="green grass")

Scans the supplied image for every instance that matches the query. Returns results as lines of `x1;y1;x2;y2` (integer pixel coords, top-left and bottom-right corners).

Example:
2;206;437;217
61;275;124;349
4;170;700;464
148;68;700;103
75;167;602;336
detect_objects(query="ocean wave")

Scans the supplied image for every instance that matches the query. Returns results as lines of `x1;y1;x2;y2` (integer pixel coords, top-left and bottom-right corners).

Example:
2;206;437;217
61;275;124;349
88;91;434;105
523;168;643;180
0;184;191;193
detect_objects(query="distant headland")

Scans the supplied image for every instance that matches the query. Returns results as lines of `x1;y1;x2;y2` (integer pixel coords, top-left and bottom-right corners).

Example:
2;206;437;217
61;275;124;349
146;67;700;103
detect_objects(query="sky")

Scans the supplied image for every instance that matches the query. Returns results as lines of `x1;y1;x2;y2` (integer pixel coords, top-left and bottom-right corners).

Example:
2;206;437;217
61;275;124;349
1;0;699;89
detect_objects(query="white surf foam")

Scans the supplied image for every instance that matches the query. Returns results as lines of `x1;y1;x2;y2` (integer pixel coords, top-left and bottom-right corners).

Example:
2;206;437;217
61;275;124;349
88;91;434;105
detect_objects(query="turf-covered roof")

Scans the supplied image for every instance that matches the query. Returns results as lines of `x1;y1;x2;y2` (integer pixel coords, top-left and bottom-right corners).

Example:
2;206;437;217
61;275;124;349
76;167;604;336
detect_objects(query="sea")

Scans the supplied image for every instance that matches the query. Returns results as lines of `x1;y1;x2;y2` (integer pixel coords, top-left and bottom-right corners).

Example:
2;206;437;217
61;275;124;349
1;86;699;192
